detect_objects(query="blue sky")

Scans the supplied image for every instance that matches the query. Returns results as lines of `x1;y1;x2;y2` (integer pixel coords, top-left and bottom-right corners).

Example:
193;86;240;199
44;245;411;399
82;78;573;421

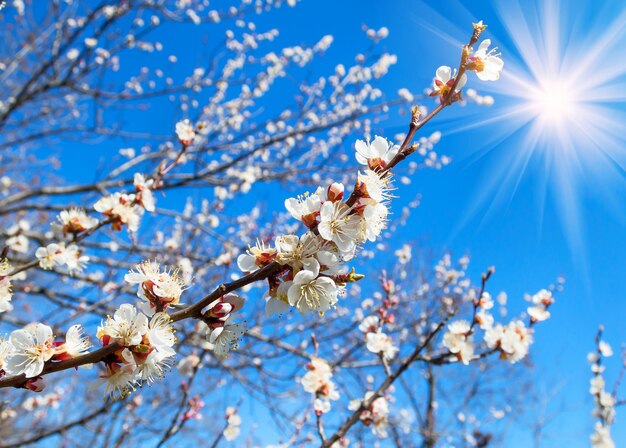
46;0;626;445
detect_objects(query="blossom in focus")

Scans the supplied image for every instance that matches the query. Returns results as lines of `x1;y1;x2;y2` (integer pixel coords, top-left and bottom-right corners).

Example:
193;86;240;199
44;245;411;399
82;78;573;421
287;260;338;315
354;136;399;171
54;325;91;360
318;201;360;254
93;192;143;233
429;66;467;103
97;304;149;347
125;261;188;311
465;39;504;81
4;323;55;378
237;240;277;273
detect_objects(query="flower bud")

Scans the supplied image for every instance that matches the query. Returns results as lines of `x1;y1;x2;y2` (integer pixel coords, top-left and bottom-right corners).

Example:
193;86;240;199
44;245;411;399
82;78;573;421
24;377;46;392
327;183;345;202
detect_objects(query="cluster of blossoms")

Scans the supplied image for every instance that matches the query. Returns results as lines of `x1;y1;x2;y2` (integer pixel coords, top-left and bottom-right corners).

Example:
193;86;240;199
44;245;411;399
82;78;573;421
361;279;399;361
125;260;188;313
223;406;242;441
0;257;13;312
238;135;396;318
300;357;340;415
443;286;552;365
0;323;90;388
430;23;503;104
199;293;246;357
348;392;391;438
35;242;89;273
93;173;156;234
589;332;616;448
96;304;176;399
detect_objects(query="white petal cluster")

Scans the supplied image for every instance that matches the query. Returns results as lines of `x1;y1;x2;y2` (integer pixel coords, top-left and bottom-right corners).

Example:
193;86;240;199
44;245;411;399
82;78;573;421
53;208;98;235
354;136;399;171
348;392;390;438
484;320;533;364
442;320;474;365
133;173;156;213
175;119;196;145
3;323;55;378
365;331;398;360
527;289;554;322
429;66;467;103
300;357;339;415
0;258;13;313
96;304;176;399
125;261;188;311
94;192;144;233
35;243;89;273
201;293;246;357
223;407;242;441
466;39;504;81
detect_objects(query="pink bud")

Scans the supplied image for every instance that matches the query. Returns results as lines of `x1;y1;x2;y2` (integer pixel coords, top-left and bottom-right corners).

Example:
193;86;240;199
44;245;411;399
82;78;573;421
25;377;46;392
222;293;245;313
327;183;345;202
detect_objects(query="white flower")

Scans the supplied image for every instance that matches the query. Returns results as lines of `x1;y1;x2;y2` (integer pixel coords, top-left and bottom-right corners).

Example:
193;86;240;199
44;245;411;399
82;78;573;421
223;407;242;441
475;310;494;330
466;39;504;81
357;170;392;203
287;261;338;315
55;208;98;235
175;119;196;145
301;357;333;394
527;289;554;322
0;258;13;313
485;320;533;363
591;423;615;448
430;66;467;101
360;202;388;242
35;243;66;269
366;331;398;360
99;349;137;400
0;337;14;371
265;281;292;317
318;201;360;254
349;392;390;438
442;320;474;365
4;323;55;378
137;350;172;385
599;341;613;358
97;304;149;347
207;320;246;357
125;261;188;307
94;193;143;233
237;240;276;273
133;173;156;212
275;232;322;273
63;244;89;273
57;325;91;359
354;136;399;170
147;312;176;356
284;189;323;227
